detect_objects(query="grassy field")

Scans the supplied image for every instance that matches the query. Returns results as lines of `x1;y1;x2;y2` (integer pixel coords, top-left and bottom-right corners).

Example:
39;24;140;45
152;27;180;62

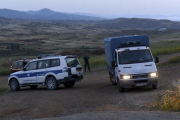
165;56;180;65
1;19;180;74
151;41;180;56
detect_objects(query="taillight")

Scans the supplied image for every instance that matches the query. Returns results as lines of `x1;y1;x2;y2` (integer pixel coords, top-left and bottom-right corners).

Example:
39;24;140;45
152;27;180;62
76;67;82;71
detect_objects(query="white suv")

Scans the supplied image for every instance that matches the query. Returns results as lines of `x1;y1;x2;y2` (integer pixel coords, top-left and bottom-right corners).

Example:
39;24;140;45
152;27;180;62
8;55;83;91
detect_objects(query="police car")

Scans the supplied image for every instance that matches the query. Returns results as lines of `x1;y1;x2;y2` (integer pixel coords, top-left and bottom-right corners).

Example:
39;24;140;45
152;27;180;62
8;55;83;91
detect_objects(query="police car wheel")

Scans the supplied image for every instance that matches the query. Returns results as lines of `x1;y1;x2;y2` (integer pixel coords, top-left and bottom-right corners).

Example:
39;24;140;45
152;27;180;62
46;77;58;90
10;79;20;91
63;81;75;88
30;85;38;89
117;79;124;93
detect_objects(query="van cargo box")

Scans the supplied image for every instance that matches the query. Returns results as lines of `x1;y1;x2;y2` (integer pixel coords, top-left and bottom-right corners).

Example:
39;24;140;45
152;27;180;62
104;35;149;67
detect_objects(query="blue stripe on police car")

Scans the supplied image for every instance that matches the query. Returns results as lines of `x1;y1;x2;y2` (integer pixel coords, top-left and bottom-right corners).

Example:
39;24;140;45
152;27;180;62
10;70;62;78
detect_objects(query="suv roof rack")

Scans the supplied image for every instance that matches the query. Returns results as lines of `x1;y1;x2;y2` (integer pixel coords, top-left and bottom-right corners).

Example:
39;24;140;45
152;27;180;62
66;55;78;57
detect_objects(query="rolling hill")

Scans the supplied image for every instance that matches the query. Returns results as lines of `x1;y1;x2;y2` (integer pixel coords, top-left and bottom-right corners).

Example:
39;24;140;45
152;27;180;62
92;18;180;30
0;8;104;21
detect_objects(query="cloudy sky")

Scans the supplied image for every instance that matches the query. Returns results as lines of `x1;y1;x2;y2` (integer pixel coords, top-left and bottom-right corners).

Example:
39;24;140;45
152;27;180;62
0;0;179;18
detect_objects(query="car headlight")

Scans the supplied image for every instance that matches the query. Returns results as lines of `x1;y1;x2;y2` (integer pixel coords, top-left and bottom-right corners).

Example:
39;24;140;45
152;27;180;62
150;72;157;77
121;75;131;80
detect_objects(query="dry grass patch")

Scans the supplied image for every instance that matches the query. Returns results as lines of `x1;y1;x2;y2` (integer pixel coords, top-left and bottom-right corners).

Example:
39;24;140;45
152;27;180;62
155;80;180;111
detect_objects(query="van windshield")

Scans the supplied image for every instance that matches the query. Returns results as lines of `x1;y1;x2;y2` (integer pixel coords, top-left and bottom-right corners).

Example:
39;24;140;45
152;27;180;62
66;57;80;67
118;49;153;64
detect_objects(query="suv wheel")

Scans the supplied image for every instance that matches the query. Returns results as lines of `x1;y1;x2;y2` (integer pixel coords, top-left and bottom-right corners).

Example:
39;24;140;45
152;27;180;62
64;81;75;88
10;79;20;91
30;85;38;89
46;77;58;90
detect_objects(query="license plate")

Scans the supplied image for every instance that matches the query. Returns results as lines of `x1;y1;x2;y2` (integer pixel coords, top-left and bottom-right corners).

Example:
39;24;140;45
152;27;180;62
135;83;147;87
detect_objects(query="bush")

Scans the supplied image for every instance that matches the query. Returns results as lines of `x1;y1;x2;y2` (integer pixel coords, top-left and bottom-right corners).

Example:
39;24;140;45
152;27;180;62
155;80;180;111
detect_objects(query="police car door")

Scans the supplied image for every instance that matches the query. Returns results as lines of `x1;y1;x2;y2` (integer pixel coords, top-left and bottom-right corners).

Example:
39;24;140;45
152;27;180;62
21;61;38;84
37;59;50;83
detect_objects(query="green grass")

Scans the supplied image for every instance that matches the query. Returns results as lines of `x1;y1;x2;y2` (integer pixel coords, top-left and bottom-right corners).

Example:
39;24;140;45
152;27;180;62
79;55;106;68
0;68;11;76
151;41;180;56
166;56;180;65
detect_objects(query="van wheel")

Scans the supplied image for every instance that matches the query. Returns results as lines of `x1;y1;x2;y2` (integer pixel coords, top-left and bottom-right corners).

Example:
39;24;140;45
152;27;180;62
64;81;75;88
117;79;124;93
10;79;20;91
30;85;38;89
46;77;58;90
152;84;157;89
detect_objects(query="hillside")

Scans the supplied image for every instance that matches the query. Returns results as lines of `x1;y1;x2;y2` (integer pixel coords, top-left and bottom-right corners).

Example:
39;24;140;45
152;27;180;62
92;18;180;30
0;16;14;25
0;8;104;21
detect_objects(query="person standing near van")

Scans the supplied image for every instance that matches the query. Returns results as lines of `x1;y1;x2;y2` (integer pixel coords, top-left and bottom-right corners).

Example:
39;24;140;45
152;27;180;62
83;55;90;72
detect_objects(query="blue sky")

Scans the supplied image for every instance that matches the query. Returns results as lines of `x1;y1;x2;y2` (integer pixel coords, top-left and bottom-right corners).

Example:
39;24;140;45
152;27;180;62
0;0;180;18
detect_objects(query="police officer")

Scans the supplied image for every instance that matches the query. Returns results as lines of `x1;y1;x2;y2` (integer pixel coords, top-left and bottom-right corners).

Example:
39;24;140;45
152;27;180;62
83;55;90;72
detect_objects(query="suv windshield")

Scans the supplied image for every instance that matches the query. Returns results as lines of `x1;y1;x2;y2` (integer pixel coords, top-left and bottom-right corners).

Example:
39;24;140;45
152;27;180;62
118;49;153;64
66;57;80;67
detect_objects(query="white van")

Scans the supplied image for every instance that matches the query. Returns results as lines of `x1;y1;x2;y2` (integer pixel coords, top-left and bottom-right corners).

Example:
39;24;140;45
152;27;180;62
8;55;83;91
104;35;159;92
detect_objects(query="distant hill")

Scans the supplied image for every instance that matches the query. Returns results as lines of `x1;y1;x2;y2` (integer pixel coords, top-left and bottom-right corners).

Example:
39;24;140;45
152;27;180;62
0;8;105;21
92;18;180;30
0;16;14;25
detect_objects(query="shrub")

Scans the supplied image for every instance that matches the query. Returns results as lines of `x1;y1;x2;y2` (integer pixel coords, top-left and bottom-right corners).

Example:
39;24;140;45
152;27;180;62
155;80;180;111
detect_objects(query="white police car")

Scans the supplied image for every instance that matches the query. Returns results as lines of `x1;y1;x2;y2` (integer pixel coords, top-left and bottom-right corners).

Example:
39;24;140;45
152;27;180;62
8;55;83;91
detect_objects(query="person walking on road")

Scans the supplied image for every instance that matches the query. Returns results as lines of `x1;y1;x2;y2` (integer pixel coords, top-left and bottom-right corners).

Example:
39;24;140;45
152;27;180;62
83;55;91;72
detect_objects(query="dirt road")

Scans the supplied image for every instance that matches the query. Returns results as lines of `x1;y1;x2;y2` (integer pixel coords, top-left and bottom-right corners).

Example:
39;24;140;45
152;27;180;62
38;111;180;120
0;55;180;119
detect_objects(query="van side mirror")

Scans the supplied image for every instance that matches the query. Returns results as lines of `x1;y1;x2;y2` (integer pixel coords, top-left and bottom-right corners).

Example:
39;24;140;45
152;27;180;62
112;61;117;67
155;56;159;63
22;68;26;71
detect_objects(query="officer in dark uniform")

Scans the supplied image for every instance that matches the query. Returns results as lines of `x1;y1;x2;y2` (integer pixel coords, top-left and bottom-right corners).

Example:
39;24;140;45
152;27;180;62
83;55;90;72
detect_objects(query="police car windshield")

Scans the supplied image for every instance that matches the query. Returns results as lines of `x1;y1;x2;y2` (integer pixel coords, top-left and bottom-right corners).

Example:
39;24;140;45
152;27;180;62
66;57;80;67
118;49;153;64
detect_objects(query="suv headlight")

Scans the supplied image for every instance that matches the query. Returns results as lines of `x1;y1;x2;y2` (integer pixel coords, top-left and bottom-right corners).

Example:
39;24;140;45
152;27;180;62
121;75;131;80
150;72;157;77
